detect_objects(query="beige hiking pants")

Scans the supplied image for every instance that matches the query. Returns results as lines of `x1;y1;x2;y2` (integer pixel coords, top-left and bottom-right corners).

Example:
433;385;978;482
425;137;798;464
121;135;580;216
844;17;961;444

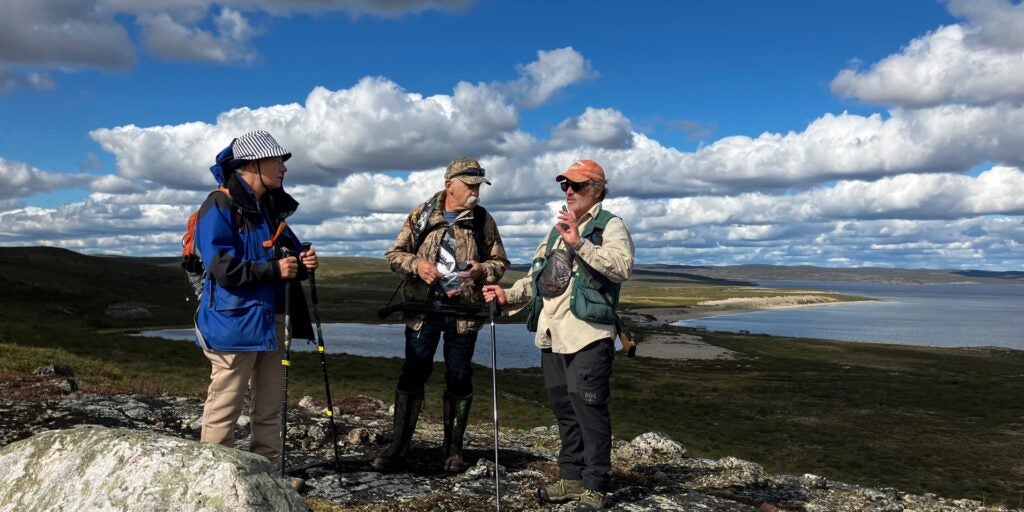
200;317;286;466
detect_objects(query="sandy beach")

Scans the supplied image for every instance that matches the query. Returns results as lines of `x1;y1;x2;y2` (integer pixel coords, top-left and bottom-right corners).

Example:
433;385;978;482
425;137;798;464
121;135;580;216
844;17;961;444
624;293;852;361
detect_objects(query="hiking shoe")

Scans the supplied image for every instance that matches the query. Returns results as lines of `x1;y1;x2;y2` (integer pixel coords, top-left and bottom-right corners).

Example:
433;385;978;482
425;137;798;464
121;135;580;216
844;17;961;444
537;478;584;504
576;489;606;511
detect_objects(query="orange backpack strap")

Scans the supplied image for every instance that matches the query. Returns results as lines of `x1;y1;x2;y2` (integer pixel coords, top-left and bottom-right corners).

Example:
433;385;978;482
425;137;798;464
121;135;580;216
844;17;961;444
263;220;288;249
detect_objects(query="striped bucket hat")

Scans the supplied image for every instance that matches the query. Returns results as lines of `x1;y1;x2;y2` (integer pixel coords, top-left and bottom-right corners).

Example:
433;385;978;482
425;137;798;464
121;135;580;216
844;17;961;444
230;130;291;166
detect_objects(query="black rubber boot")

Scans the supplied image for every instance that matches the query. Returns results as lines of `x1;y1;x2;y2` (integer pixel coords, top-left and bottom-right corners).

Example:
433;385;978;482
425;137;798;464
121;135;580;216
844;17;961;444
442;390;473;472
371;390;423;472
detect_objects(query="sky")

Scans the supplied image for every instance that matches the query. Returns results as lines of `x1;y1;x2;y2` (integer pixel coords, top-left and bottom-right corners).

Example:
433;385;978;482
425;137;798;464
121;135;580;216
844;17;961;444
1;0;1023;270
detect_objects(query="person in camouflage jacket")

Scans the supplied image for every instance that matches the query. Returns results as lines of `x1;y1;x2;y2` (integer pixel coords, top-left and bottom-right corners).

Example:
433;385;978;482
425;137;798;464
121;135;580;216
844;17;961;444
372;156;510;473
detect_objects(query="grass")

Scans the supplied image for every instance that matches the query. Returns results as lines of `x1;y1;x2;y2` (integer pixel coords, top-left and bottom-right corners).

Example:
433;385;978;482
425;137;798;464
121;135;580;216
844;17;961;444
1;247;1022;506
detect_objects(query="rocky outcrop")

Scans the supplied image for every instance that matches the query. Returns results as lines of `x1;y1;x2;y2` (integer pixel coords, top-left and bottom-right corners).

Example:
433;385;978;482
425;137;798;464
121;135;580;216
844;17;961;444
0;374;1012;511
0;427;307;512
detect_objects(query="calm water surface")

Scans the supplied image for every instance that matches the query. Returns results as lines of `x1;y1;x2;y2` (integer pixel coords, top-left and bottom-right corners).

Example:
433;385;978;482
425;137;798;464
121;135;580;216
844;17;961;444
138;323;547;368
139;281;1024;363
675;281;1024;350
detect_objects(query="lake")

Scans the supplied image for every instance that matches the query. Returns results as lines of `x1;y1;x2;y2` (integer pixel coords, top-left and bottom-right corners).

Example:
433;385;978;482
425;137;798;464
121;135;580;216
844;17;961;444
137;322;550;369
675;281;1024;350
138;281;1024;363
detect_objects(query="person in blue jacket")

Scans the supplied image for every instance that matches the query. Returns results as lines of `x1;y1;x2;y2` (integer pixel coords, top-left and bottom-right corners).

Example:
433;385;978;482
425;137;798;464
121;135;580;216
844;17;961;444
194;130;318;468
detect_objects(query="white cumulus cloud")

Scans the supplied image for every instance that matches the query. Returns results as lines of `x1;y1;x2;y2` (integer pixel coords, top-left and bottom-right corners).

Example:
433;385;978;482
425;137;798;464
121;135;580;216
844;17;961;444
0;0;475;90
509;47;596;108
90;48;596;190
138;8;260;64
831;24;1024;107
0;158;96;200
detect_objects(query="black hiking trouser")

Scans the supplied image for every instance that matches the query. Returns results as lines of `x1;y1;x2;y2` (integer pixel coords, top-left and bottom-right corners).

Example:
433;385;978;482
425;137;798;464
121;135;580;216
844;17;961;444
397;313;479;397
541;337;614;492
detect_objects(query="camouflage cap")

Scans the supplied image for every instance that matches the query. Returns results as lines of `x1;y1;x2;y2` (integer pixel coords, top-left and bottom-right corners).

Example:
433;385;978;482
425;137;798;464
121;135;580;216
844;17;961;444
444;156;491;185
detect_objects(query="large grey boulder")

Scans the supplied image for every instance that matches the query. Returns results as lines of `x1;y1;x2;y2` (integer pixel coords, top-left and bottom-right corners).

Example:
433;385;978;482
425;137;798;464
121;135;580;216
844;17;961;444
0;426;308;512
614;431;687;466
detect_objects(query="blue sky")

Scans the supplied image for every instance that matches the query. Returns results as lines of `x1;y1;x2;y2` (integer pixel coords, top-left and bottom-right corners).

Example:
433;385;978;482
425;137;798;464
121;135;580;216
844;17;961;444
1;0;1023;270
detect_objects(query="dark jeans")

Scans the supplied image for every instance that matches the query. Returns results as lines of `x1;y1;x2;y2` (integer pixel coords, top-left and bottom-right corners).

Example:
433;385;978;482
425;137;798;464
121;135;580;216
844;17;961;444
542;337;615;492
397;314;479;397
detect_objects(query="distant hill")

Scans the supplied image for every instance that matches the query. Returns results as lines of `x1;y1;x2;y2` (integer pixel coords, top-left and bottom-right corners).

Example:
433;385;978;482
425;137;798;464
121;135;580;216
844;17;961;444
0;247;193;328
513;262;1022;285
641;263;1024;285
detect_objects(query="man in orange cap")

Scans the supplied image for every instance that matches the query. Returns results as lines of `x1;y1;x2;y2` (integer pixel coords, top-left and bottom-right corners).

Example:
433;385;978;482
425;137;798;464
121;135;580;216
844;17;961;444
484;159;634;511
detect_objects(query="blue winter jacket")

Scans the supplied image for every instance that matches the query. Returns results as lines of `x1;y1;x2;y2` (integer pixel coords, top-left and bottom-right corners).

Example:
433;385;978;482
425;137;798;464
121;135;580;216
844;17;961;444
193;175;313;351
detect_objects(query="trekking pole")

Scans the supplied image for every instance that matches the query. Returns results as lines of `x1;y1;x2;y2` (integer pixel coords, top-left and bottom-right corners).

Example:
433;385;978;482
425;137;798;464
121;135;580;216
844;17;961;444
488;300;502;511
302;242;342;471
280;246;295;477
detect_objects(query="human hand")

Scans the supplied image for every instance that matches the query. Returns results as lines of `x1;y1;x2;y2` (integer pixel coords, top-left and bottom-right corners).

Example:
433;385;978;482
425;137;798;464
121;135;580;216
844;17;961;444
416;259;442;285
466;259;483;281
300;247;319;271
278;256;299;279
554;207;580;247
481;284;507;305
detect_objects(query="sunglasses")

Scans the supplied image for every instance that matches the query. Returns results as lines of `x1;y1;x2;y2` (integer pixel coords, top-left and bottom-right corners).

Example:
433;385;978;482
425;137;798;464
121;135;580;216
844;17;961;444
560;180;590;192
450;167;486;178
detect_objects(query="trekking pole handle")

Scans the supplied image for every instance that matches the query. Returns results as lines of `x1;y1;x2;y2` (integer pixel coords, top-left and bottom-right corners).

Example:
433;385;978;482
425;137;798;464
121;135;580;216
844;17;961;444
301;242;319;302
280;246;298;279
300;242;313;275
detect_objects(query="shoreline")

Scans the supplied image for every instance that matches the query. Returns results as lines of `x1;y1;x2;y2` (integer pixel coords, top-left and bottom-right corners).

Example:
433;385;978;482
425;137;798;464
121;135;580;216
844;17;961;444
630;294;864;324
626;296;871;361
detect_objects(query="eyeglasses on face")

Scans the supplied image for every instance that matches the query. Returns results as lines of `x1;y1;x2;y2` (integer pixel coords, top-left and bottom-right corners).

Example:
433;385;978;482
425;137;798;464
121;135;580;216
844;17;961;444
560;180;590;193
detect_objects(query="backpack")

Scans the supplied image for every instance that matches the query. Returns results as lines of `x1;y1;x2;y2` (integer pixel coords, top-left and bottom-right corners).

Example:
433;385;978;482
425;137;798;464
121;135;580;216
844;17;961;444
181;187;235;301
181;144;240;302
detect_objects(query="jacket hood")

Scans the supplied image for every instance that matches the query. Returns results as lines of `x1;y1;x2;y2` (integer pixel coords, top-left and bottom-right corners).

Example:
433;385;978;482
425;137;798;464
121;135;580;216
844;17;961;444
209;144;234;185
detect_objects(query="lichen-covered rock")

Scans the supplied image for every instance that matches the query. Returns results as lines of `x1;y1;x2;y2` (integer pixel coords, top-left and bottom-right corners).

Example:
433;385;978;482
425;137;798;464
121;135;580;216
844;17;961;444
347;427;367;445
694;456;767;488
33;365;75;377
802;473;827;489
0;426;308;512
614;431;687;465
0;391;1013;512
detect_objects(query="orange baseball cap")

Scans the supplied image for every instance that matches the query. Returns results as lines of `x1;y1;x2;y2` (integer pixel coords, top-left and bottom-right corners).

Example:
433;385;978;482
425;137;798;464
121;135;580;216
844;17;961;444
556;159;605;183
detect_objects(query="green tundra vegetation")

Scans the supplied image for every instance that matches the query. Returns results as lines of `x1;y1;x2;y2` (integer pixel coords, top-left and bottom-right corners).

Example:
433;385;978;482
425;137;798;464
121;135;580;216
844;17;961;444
0;247;1021;506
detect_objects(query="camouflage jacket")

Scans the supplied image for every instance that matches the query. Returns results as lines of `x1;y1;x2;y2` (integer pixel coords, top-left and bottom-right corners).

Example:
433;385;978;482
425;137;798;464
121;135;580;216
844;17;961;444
384;190;510;333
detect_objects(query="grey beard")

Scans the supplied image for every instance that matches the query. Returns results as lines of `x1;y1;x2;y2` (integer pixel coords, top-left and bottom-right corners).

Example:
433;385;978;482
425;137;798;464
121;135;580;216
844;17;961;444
464;195;479;208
